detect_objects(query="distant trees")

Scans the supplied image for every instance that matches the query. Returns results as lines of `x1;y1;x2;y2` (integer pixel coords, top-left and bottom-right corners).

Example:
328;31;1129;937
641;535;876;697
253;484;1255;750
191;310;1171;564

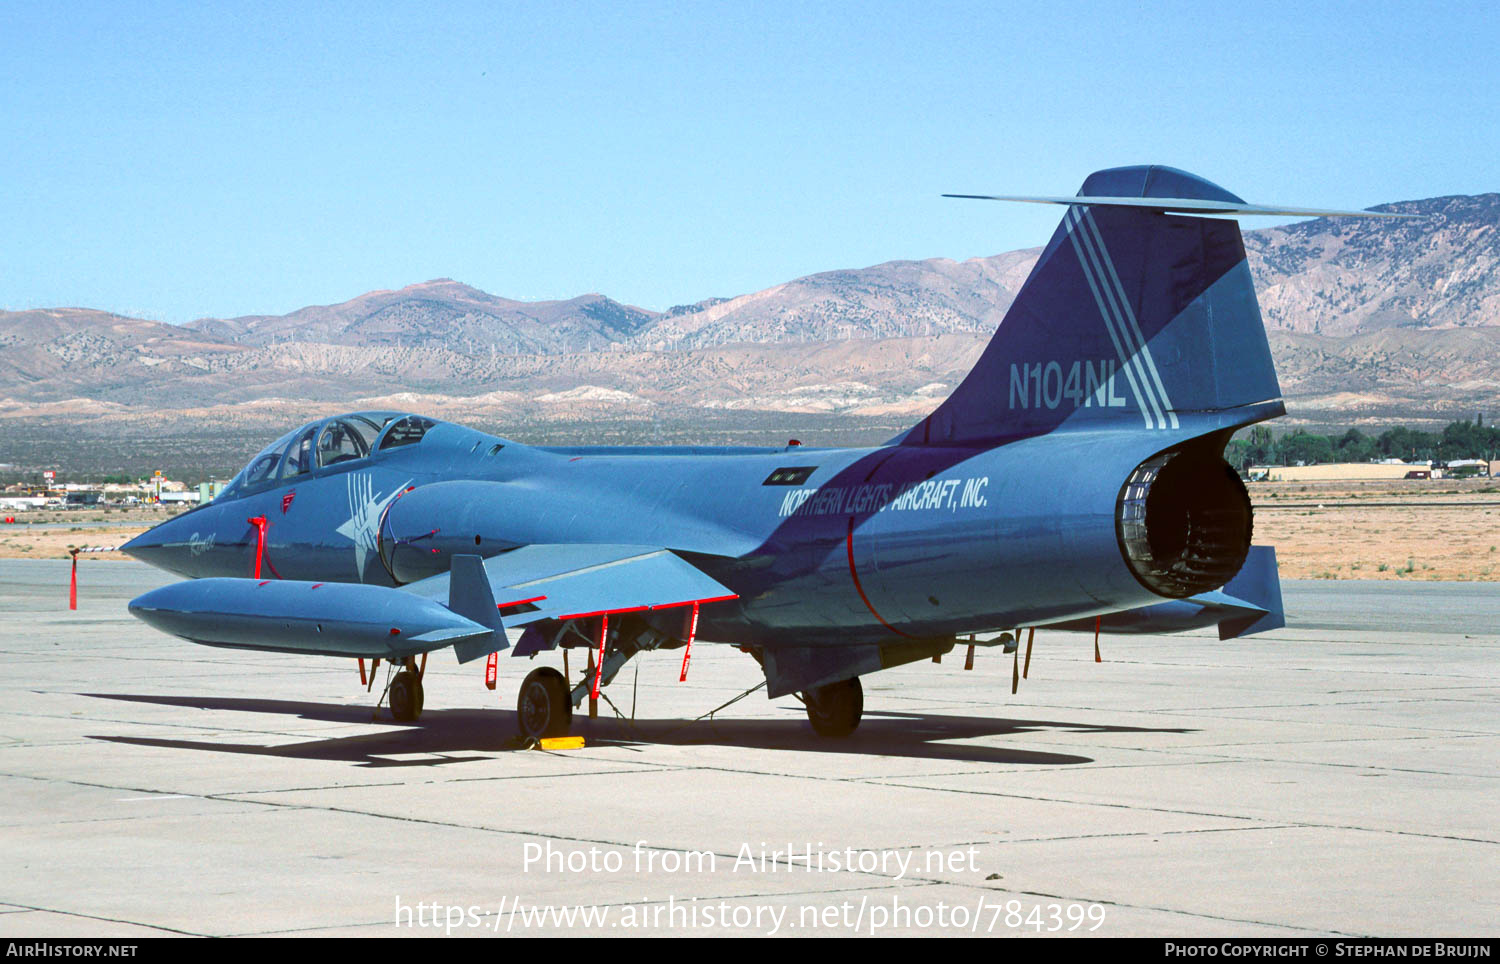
1334;429;1377;463
1225;418;1500;470
1440;419;1499;462
1374;427;1432;461
1276;431;1336;467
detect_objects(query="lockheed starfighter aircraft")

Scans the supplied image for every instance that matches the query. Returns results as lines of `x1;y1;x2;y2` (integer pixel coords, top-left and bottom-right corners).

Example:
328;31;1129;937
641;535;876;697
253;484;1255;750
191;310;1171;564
122;166;1404;740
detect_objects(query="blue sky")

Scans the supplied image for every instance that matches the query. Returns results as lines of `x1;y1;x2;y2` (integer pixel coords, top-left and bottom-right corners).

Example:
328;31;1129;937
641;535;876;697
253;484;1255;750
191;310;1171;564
3;0;1495;323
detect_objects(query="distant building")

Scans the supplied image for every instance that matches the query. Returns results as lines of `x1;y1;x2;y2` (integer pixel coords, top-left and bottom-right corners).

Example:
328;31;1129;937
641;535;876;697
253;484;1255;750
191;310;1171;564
1248;462;1437;482
1444;459;1491;478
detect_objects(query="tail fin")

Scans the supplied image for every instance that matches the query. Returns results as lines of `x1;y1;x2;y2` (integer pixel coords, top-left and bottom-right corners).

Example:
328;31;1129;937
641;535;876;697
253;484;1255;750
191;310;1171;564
1213;545;1285;640
899;165;1284;445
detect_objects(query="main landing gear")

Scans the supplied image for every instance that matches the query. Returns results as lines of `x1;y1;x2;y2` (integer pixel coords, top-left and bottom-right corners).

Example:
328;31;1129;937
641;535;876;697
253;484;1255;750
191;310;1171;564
506;622;866;741
517;666;573;739
803;676;863;738
389;658;425;723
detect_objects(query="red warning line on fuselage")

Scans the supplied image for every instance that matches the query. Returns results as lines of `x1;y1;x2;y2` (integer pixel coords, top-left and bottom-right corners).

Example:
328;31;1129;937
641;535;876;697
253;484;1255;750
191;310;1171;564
845;518;913;638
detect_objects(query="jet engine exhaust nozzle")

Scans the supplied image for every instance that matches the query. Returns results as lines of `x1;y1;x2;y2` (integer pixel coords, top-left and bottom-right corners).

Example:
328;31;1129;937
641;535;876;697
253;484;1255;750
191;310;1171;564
1116;448;1252;599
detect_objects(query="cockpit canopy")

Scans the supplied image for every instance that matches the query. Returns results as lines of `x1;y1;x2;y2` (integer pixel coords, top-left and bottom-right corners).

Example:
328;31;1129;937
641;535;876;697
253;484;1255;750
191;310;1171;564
219;412;437;500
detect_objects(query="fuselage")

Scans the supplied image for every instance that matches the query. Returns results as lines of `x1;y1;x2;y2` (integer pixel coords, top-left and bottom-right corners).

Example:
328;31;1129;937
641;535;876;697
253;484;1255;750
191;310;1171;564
123;410;1252;650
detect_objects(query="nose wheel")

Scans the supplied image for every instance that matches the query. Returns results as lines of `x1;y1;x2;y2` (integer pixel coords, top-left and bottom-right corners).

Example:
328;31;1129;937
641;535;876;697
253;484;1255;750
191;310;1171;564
517;666;573;739
803;676;863;737
389;668;425;722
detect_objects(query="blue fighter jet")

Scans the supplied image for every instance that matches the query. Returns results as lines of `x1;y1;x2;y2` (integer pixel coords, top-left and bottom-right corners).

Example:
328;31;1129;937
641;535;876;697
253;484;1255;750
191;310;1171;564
121;166;1403;740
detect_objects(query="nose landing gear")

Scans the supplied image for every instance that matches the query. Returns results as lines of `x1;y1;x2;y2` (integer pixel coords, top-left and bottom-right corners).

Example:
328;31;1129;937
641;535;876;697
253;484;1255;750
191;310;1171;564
803;676;863;738
388;657;425;723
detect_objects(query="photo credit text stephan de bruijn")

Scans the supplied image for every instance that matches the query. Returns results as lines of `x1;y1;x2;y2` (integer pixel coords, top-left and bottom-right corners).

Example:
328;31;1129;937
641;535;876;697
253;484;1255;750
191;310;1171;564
393;840;1107;935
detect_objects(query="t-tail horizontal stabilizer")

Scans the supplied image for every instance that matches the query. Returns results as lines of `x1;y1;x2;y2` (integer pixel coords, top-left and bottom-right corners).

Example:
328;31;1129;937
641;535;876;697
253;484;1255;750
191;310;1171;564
901;165;1324;446
944;194;1416;220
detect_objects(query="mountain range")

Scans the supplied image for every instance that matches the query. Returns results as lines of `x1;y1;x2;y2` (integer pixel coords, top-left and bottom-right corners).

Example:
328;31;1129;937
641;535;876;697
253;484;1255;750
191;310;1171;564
2;191;1497;435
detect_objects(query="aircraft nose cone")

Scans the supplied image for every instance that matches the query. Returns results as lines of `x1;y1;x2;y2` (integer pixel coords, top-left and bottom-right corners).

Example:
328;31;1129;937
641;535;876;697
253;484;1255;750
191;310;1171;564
120;514;201;576
119;529;155;559
120;527;172;569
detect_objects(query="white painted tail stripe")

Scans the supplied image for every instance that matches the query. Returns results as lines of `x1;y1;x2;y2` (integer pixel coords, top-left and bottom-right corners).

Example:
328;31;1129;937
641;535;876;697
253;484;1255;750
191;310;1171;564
1071;210;1165;428
1062;211;1152;428
1063;208;1154;429
1068;208;1166;429
1079;208;1180;429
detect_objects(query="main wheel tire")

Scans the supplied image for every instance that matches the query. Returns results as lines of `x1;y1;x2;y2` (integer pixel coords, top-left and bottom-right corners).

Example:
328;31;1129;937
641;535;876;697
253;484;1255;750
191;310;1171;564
517;667;573;739
804;676;863;738
390;670;423;723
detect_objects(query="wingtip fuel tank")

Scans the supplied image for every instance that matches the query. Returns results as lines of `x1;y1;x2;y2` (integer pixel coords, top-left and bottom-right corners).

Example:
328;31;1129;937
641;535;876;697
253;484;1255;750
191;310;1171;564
128;578;499;659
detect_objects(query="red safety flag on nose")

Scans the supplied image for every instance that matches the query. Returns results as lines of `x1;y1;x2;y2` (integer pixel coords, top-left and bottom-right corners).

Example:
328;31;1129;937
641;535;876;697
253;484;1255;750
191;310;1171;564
485;651;498;690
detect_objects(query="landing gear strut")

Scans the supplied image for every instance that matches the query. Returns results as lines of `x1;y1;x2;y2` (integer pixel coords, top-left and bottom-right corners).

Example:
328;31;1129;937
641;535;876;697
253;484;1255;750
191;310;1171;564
389;665;425;722
803;676;863;738
517;667;573;739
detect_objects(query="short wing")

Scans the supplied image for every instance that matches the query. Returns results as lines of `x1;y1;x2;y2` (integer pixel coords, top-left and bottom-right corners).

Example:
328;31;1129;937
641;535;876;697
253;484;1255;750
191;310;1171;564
402;544;737;661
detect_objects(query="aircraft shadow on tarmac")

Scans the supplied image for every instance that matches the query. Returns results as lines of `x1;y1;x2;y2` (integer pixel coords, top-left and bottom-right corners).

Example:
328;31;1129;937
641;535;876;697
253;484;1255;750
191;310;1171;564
80;692;1195;769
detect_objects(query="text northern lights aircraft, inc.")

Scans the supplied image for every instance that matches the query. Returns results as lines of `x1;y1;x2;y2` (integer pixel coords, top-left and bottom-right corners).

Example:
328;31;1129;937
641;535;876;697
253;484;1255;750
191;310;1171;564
121;166;1406;740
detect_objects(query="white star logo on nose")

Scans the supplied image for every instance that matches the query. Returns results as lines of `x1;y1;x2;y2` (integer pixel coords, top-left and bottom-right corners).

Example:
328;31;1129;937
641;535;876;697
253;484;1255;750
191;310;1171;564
334;474;411;579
